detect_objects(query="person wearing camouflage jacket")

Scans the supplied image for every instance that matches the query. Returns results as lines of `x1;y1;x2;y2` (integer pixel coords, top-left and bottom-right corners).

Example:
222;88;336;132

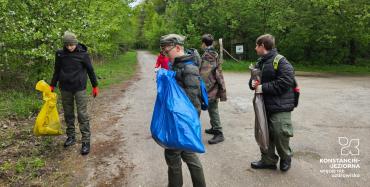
199;34;227;144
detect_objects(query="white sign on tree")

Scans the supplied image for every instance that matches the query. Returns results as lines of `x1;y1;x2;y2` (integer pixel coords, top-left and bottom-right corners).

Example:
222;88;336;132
236;45;243;54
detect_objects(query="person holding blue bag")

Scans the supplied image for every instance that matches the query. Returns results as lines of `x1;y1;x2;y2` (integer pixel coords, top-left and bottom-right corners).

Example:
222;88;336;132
155;34;206;187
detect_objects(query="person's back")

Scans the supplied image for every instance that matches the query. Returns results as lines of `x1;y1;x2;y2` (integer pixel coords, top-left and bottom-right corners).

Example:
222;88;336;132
200;46;219;96
172;54;201;113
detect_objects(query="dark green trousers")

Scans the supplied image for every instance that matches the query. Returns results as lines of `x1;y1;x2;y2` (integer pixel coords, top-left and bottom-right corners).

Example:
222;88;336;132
61;90;90;143
207;99;222;132
261;112;293;164
164;149;206;187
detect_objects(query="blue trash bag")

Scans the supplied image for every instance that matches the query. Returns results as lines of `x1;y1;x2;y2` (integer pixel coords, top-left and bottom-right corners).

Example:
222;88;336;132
150;69;205;153
199;78;209;110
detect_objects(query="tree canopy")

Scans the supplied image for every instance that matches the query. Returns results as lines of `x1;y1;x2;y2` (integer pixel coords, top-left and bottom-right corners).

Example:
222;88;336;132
0;0;137;89
0;0;369;89
134;0;369;64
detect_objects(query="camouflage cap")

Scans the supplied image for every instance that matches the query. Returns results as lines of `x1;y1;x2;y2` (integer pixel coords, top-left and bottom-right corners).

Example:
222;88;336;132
160;34;185;46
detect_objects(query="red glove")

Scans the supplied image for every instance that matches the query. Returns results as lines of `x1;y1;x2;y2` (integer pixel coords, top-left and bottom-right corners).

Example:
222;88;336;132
294;87;300;93
50;86;54;92
92;87;98;97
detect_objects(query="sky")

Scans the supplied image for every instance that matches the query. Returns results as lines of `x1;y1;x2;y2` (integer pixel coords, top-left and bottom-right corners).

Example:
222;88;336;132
129;0;143;7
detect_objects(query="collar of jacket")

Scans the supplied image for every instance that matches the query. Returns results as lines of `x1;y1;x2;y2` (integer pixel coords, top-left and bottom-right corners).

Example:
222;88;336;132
63;43;88;53
260;48;278;63
173;54;195;65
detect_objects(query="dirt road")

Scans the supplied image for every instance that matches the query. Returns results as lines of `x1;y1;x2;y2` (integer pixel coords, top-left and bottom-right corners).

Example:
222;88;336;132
63;51;370;187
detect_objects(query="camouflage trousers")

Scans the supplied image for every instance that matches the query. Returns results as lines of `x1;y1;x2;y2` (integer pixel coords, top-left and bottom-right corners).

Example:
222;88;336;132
207;99;222;132
261;112;293;164
61;90;90;143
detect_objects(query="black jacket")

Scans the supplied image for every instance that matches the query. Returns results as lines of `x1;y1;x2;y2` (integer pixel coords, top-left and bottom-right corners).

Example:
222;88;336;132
51;43;98;92
172;54;202;113
249;49;295;113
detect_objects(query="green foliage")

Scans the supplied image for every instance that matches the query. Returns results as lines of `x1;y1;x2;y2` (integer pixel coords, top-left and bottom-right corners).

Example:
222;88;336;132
15;159;26;174
87;51;138;92
30;157;45;169
1;157;45;176
0;90;41;118
222;59;370;75
0;52;137;119
0;0;137;89
292;61;370;75
222;60;254;72
0;161;12;172
135;0;369;65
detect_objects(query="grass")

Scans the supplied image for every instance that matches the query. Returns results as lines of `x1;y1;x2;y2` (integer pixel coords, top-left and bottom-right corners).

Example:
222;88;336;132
293;63;370;75
13;157;45;174
0;91;42;119
92;51;137;90
222;60;254;72
0;51;138;119
0;128;54;185
222;59;370;75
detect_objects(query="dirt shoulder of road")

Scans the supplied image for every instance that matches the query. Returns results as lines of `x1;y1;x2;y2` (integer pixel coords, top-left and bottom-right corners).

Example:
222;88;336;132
42;63;141;187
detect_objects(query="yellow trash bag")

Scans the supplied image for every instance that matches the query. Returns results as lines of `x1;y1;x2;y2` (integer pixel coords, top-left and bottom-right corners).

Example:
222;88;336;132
33;80;63;136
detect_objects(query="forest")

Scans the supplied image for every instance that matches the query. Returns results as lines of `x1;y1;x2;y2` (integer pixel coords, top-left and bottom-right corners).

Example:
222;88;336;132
0;0;369;89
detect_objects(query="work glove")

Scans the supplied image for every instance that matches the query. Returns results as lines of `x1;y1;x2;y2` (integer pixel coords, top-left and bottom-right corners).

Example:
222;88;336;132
255;85;263;94
92;87;99;97
50;86;54;92
294;87;300;93
251;80;260;88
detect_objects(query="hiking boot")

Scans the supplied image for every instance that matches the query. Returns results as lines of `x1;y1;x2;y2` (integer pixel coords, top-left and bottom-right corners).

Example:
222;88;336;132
251;160;277;170
205;128;218;135
81;142;90;155
64;137;76;148
280;157;292;172
208;132;224;144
